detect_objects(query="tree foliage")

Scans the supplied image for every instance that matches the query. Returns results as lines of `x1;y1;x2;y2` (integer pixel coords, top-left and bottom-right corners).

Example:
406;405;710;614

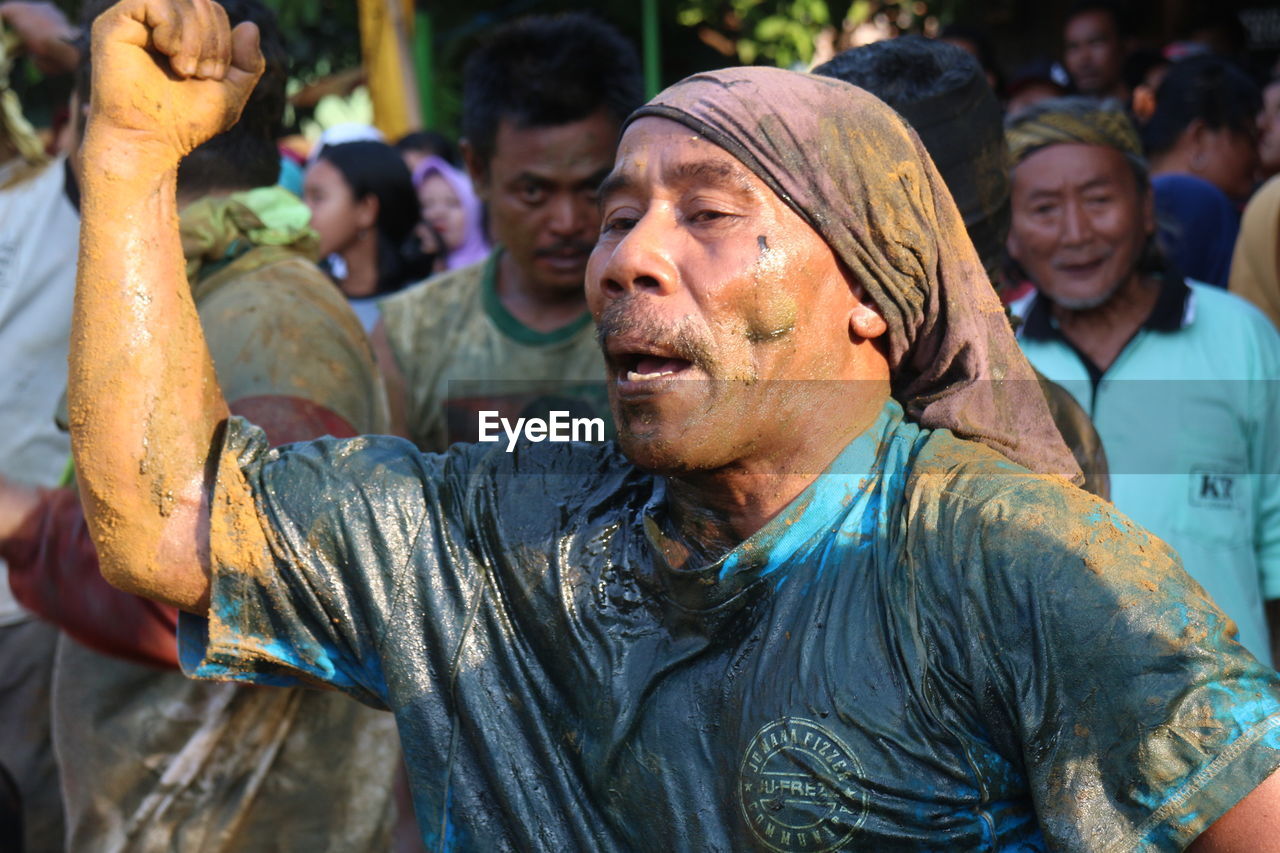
676;0;965;68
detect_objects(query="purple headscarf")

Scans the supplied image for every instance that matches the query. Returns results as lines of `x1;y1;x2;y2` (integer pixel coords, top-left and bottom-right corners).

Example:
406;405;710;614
412;155;490;270
630;67;1081;483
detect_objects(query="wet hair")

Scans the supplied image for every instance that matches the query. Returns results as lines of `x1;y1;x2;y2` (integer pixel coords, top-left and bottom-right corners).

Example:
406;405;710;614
1142;56;1261;156
317;140;435;295
395;130;461;168
76;0;289;195
460;13;642;167
1063;1;1128;38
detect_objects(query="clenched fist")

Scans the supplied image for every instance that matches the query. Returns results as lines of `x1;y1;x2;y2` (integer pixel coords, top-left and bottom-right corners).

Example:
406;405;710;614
86;0;264;168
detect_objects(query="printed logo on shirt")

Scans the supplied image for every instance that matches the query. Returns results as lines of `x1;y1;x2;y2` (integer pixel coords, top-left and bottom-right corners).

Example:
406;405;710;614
738;717;868;852
1189;468;1239;510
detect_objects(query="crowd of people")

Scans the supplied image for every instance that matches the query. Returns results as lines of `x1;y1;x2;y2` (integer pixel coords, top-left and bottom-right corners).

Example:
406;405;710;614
0;0;1278;849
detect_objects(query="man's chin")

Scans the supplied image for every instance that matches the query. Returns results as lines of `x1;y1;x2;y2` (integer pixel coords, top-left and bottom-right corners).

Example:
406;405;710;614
612;407;705;474
532;257;590;289
616;432;688;474
1046;277;1126;311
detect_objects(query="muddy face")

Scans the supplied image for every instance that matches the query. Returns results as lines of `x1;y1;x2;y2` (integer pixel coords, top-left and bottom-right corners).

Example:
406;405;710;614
587;117;878;475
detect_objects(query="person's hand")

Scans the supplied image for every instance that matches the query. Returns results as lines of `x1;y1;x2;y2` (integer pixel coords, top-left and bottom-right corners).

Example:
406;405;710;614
0;2;80;75
0;474;40;544
85;0;264;170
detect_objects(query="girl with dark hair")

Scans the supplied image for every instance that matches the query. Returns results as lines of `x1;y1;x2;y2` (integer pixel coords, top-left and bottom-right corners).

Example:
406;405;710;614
303;140;440;329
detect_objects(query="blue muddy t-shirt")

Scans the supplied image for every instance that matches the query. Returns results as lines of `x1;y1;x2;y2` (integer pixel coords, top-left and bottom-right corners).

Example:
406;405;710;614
181;400;1280;851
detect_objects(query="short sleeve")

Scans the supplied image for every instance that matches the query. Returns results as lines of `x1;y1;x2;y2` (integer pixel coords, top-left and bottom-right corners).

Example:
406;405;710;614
179;416;465;709
918;469;1280;851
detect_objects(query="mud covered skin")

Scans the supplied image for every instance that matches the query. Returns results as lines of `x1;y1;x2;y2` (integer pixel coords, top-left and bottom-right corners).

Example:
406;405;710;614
588;117;889;507
70;0;263;611
625;68;1080;484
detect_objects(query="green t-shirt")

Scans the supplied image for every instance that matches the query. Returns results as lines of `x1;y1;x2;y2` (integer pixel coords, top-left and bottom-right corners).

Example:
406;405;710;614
379;250;607;453
181;399;1280;851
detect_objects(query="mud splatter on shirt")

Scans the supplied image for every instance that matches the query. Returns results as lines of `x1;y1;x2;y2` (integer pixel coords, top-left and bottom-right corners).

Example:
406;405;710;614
181;399;1280;851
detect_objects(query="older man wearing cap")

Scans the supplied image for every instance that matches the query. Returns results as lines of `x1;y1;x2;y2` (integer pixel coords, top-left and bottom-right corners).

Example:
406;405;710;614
71;1;1280;850
1007;97;1280;670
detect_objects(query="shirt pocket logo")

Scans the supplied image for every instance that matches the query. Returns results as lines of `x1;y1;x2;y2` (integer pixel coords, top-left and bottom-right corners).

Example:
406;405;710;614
1188;468;1240;510
738;716;868;851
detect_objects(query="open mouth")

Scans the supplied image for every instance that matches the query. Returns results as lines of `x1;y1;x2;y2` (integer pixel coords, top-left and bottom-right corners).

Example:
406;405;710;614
616;353;694;382
603;335;700;395
1055;257;1106;276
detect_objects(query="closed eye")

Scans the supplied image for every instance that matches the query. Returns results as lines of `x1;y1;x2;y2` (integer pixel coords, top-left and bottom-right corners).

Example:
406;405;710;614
602;216;638;234
689;209;736;224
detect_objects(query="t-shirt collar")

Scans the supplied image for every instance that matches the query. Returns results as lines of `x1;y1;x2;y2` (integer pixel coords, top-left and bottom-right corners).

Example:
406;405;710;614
1021;275;1193;341
643;399;905;613
481;248;594;345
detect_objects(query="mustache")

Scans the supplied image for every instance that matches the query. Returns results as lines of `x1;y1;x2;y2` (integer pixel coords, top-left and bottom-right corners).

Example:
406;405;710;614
535;240;596;257
595;297;717;373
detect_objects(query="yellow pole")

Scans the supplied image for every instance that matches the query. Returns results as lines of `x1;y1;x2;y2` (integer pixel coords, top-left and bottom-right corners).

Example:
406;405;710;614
357;0;422;140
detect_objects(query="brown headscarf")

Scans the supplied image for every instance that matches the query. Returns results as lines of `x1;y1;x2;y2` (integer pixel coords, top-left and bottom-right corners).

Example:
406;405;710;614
629;66;1081;482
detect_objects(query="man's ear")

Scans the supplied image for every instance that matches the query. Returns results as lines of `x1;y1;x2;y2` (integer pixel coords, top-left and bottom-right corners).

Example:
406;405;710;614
1006;228;1024;267
848;282;888;341
460;139;489;200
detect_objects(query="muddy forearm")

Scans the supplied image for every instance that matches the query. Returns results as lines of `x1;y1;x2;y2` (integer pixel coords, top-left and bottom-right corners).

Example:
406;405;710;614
70;130;227;612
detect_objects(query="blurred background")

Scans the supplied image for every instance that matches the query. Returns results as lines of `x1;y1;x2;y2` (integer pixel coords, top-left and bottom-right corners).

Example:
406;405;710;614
8;0;1280;155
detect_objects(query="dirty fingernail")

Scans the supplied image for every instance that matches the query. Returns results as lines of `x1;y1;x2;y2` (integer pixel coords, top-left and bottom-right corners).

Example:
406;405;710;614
175;56;197;76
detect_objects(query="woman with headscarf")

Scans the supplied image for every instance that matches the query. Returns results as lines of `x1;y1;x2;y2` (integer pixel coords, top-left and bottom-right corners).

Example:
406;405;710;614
412;155;490;271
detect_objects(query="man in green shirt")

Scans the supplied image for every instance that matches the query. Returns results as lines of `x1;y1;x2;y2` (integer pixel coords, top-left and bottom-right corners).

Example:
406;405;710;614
71;1;1280;849
373;14;641;451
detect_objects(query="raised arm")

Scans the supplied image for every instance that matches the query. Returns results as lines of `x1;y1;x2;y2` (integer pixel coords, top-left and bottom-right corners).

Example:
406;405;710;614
70;0;262;613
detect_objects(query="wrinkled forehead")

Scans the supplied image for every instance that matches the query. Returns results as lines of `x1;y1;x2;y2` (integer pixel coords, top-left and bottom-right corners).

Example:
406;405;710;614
1010;142;1140;196
606;117;762;197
